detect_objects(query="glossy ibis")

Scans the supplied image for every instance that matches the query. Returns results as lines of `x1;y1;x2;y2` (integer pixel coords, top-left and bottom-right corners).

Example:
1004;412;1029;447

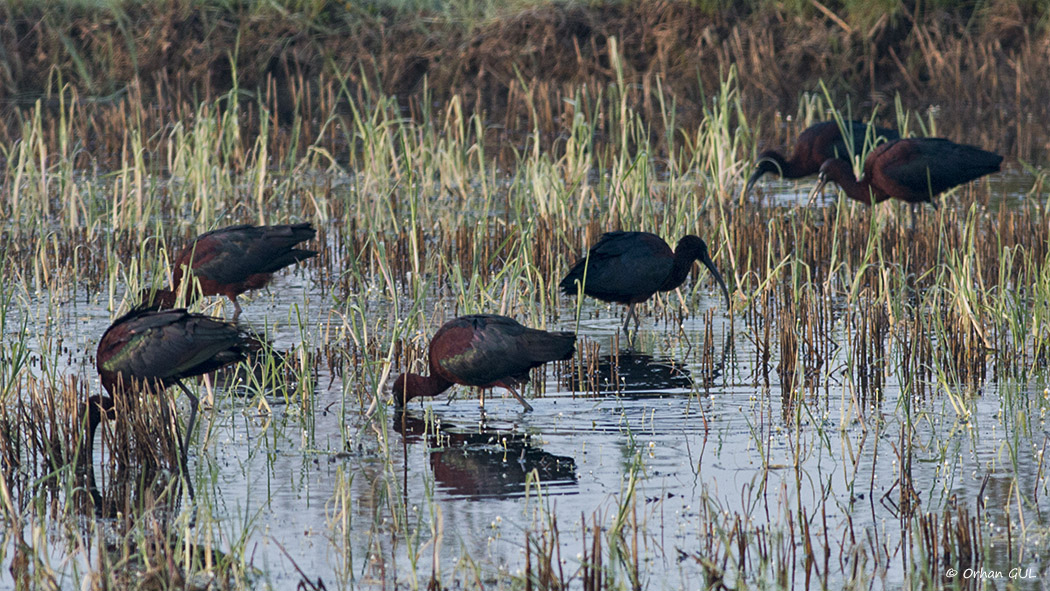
143;223;318;318
560;231;730;333
809;137;1003;207
393;315;576;412
745;120;899;200
96;307;252;465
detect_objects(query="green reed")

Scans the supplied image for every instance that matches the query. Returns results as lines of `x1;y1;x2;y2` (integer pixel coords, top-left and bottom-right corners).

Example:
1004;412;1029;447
1;57;1049;589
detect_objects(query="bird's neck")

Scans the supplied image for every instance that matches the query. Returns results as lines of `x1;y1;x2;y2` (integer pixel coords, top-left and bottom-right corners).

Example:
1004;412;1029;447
77;396;115;466
780;154;817;179
167;267;200;304
829;172;878;205
660;251;698;292
400;373;454;404
148;288;180;310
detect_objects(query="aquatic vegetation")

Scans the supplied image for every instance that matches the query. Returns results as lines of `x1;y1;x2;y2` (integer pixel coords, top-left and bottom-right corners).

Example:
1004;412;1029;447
0;64;1047;590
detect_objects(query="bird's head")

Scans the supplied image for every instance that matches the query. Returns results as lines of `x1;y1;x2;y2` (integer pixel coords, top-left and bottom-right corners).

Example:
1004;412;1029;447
392;373;411;406
816;158;854;185
677;236;731;310
810;158;854;204
744;151;787;200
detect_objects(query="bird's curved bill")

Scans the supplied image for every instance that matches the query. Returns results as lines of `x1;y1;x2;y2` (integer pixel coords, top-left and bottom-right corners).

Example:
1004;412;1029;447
742;171;763;204
699;254;731;310
806;177;829;207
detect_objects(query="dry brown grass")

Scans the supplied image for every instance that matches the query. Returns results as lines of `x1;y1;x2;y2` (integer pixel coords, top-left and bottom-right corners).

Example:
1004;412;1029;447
0;2;1048;163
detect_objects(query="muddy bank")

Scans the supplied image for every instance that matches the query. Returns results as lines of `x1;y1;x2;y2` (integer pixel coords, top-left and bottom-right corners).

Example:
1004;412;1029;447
1;1;1048;160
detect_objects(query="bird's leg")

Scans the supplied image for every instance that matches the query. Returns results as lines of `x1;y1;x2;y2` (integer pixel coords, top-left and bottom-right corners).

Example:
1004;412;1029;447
504;385;535;412
175;381;199;499
909;203;920;231
232;297;242;321
622;303;637;335
176;381;200;455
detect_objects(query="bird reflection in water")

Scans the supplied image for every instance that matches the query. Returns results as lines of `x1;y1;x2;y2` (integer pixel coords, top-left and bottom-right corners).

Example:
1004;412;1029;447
394;412;577;500
569;351;695;395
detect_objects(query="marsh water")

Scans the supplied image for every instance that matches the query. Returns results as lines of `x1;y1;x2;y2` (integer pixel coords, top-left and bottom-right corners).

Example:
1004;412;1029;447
3;168;1049;591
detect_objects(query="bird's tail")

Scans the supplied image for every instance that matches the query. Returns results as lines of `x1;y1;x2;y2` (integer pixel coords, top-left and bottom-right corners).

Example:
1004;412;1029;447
282;223;317;243
524;330;577;363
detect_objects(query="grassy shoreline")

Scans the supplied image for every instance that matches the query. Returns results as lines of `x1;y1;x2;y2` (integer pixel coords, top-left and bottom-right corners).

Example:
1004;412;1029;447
2;0;1049;161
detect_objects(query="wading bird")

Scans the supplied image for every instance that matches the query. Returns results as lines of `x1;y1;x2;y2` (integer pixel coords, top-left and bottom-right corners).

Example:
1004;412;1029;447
94;307;252;483
808;137;1002;207
393;315;576;412
77;395;115;464
745;120;899;200
560;232;730;333
142;223;318;318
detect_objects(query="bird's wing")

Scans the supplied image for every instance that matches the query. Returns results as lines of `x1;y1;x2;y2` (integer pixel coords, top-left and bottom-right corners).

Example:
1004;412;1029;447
181;225;316;283
114;311;247;381
437;316;571;387
561;232;672;301
879;139;1000;197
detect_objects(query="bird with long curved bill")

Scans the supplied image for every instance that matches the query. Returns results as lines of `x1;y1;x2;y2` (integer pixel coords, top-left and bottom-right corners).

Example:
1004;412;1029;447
808;137;1002;208
560;231;731;334
93;307;254;492
393;315;576;412
745;120;899;201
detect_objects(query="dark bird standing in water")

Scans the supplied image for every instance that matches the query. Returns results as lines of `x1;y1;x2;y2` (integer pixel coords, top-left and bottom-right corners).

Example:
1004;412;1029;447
560;232;730;333
393;315;576;412
143;223;318;318
809;137;1003;207
93;307;252;487
745;120;899;200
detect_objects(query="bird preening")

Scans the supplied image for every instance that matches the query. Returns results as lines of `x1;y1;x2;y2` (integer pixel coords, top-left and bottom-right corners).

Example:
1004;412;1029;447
560;231;731;333
141;223;318;318
393;314;576;412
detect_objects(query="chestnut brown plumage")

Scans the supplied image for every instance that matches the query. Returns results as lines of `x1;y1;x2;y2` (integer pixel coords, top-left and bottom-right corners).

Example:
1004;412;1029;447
95;307;252;466
393;315;576;412
745;120;899;199
142;223;318;318
809;137;1002;206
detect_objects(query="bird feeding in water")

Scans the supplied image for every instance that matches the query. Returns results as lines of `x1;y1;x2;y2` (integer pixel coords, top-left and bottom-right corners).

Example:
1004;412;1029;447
808;137;1002;207
745;120;899;200
393;315;576;412
142;223;318;318
94;307;253;487
560;231;730;333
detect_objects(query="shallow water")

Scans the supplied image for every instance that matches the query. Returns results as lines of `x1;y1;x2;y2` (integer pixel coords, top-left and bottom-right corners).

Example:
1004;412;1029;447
5;266;1050;590
2;164;1050;590
750;168;1036;209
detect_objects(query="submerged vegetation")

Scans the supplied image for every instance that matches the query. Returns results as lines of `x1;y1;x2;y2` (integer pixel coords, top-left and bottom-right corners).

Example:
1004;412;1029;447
0;1;1049;589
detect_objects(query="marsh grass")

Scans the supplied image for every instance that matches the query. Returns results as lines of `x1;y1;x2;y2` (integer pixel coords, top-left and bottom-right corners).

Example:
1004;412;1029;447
0;59;1048;589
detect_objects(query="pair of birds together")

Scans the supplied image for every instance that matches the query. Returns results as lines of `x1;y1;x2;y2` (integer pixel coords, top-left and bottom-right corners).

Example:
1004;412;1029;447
743;119;1002;206
88;223;319;463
